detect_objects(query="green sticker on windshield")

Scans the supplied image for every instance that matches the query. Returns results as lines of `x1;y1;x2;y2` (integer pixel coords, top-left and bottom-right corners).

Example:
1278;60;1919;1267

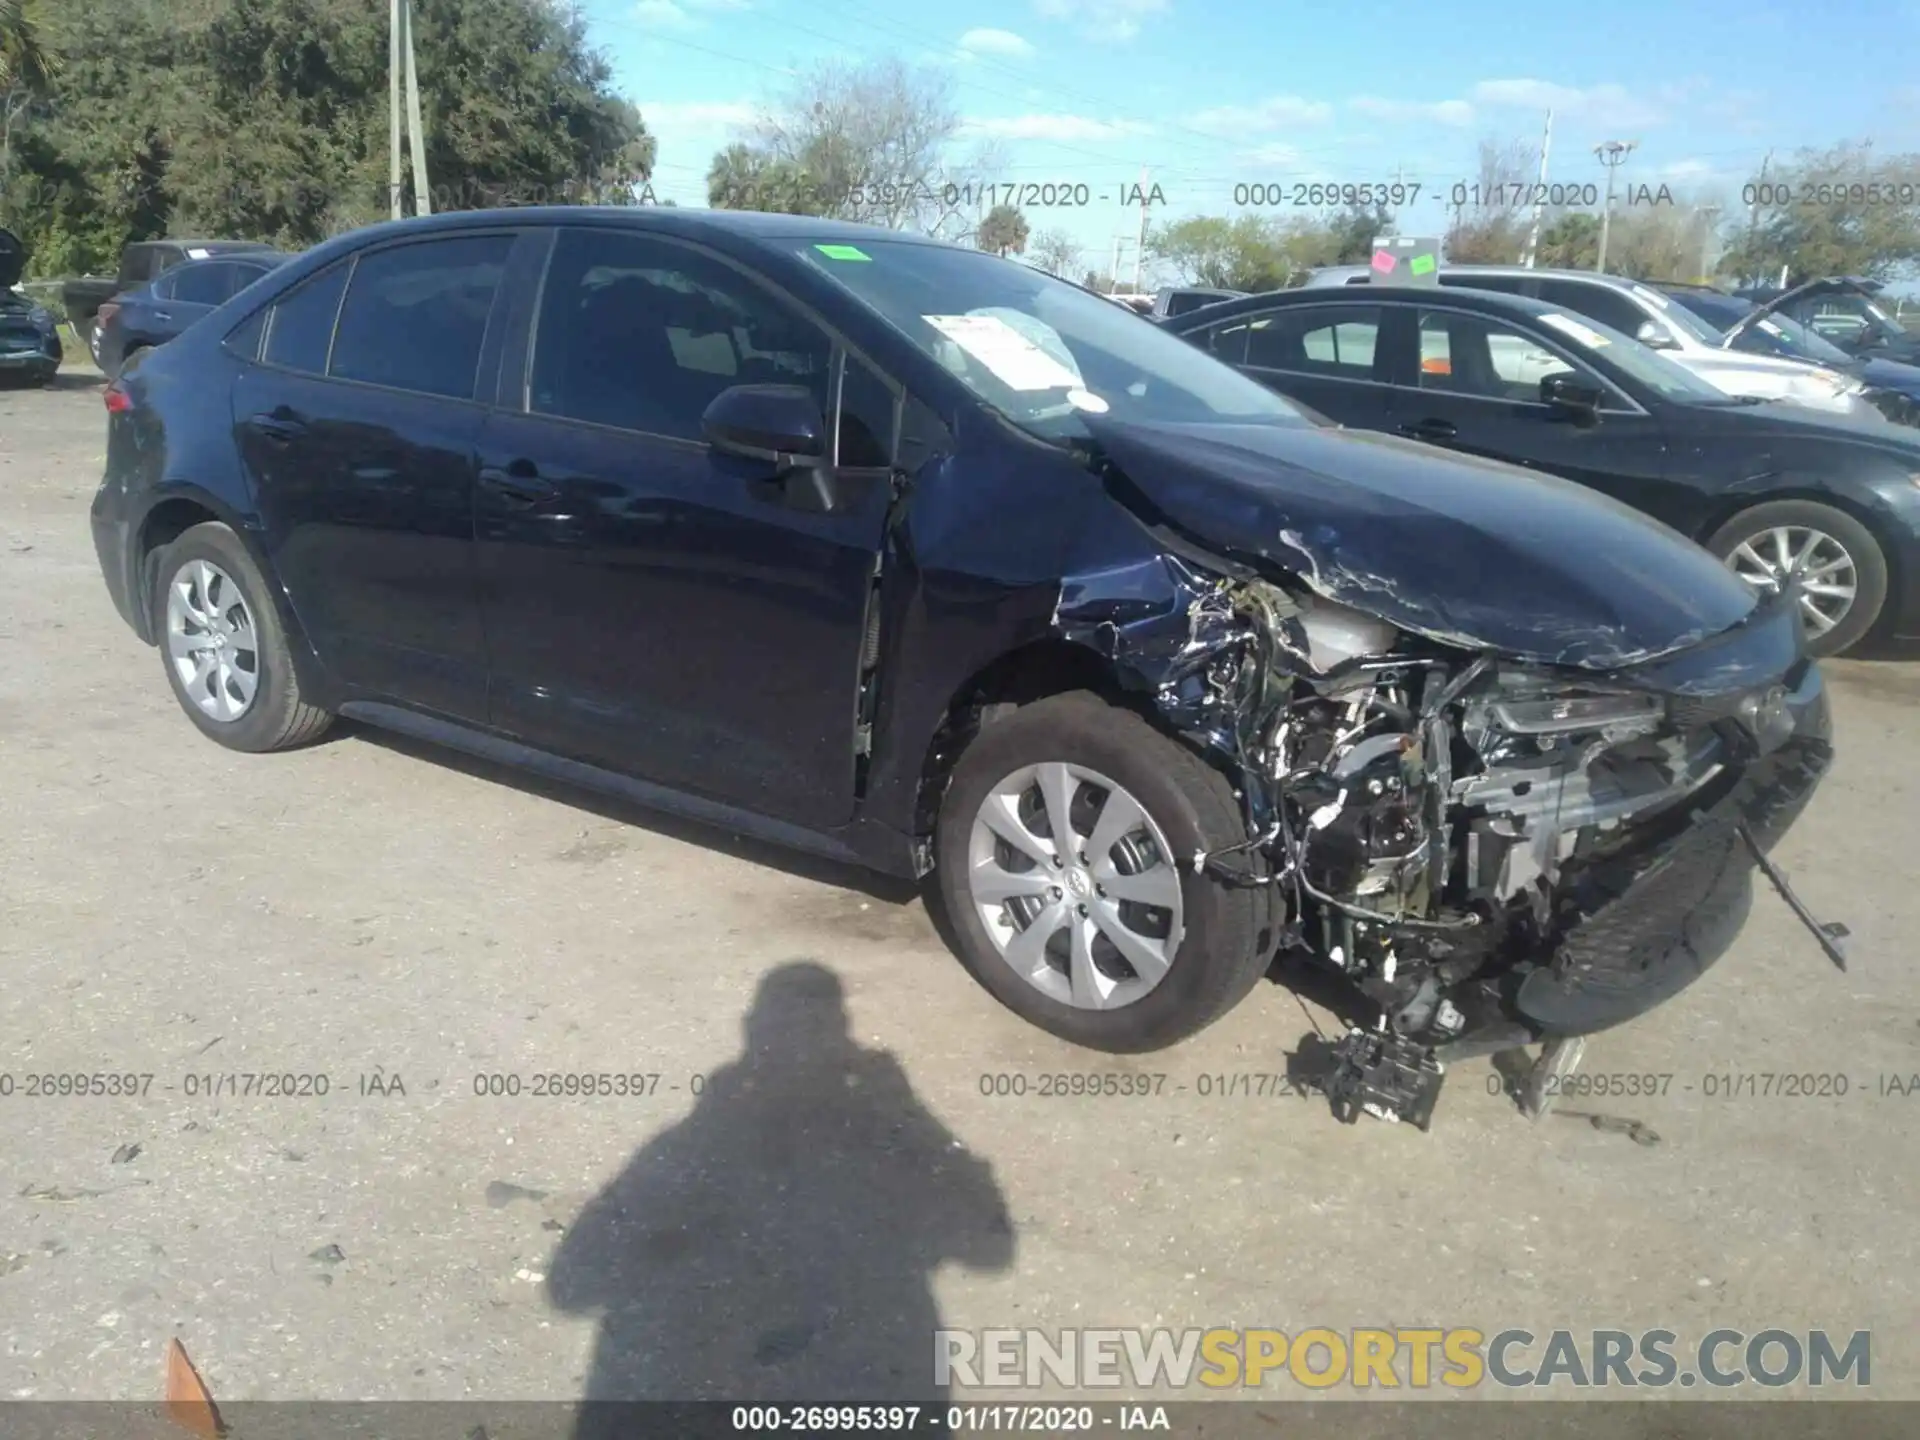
1409;253;1436;275
815;244;872;261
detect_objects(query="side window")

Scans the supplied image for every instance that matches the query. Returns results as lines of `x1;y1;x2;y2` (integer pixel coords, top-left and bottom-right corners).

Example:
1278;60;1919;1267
227;264;273;300
225;308;267;362
261;260;350;374
838;353;896;467
1203;320;1249;364
1239;305;1382;380
148;272;178;302
1417;310;1592;400
1536;280;1647;339
1443;274;1527;297
170;264;233;306
329;236;512;400
529;228;831;440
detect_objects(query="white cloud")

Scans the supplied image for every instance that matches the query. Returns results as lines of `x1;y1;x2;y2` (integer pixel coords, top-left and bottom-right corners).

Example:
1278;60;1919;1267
958;27;1036;59
1187;95;1334;133
1658;157;1715;180
1469;79;1665;129
960;113;1156;142
1347;95;1475;128
1032;0;1169;44
634;0;745;30
634;0;693;28
641;100;758;130
1240;143;1305;167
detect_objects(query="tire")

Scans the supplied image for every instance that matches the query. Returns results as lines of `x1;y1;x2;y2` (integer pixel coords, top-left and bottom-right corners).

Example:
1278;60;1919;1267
86;318;103;369
151;521;333;752
934;691;1278;1052
1705;499;1889;657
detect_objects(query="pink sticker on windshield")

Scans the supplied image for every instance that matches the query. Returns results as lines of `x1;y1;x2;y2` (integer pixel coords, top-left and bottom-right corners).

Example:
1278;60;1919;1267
1371;251;1397;273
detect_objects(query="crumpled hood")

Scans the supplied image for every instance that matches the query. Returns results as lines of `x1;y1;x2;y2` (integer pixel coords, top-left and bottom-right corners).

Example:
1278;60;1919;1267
1087;417;1762;670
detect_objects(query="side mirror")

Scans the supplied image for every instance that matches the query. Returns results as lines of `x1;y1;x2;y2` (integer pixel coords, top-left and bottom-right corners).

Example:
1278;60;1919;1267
1634;320;1677;350
1541;374;1604;424
702;384;828;468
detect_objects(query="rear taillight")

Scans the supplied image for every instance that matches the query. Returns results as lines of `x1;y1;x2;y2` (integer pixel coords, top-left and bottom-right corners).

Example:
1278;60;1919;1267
104;382;132;414
97;302;122;326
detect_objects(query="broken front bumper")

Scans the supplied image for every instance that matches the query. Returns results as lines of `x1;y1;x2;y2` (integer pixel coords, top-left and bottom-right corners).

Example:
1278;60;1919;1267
1512;658;1832;1036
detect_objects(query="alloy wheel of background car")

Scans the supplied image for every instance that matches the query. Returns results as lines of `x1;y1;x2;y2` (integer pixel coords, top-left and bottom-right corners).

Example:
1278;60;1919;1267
165;558;261;722
966;761;1186;1011
87;320;102;367
1706;499;1888;656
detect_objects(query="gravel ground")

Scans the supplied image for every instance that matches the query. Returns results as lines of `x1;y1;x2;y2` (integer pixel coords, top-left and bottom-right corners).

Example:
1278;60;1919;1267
1;373;1916;1409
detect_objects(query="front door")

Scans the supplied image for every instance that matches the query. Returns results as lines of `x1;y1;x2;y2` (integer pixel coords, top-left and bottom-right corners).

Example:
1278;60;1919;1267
1389;304;1683;526
474;226;897;829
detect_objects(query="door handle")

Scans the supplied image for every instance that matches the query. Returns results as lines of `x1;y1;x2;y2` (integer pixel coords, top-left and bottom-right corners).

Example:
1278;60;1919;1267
1399;418;1457;442
151;310;172;322
479;463;558;505
250;413;307;443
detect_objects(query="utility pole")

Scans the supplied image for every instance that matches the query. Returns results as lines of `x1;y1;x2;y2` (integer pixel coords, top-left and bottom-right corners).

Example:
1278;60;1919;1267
1744;148;1772;287
388;0;403;218
1593;139;1635;273
1521;108;1553;268
402;0;431;215
1133;165;1149;292
1697;204;1722;283
388;0;430;218
1110;235;1123;293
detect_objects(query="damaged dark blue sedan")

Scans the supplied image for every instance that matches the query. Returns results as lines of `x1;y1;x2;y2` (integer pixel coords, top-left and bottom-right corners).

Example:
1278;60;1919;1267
90;209;1842;1127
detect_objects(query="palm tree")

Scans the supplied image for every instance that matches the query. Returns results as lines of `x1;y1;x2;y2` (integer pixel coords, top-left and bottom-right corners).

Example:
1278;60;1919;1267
0;0;59;95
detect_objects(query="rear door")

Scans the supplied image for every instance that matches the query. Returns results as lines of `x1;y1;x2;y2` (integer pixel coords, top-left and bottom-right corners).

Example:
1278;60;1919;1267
1391;303;1678;520
1197;301;1405;428
131;263;235;347
232;231;522;721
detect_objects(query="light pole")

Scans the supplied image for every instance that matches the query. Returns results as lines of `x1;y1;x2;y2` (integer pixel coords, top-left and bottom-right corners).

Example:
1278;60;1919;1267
1696;204;1722;283
1593;139;1636;273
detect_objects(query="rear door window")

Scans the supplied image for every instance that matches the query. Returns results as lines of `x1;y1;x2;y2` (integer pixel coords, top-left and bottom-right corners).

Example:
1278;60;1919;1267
1229;305;1384;381
1537;280;1651;339
169;264;234;307
328;236;513;400
261;260;350;374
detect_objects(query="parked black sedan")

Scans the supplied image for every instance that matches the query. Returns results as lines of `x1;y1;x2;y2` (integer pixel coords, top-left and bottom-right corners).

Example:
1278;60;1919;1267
97;251;288;379
90;209;1841;1120
1166;285;1920;655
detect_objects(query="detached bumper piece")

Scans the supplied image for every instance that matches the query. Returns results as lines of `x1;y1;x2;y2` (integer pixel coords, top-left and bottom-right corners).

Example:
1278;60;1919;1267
1324;1028;1445;1131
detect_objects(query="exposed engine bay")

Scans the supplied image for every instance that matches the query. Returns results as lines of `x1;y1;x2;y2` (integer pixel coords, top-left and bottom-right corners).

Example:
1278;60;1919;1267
1054;550;1841;1131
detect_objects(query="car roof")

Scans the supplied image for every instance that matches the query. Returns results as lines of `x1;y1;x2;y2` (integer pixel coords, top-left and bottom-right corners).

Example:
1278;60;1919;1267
1163;283;1593;328
311;206;954;250
1306;262;1657;292
133;239;280;252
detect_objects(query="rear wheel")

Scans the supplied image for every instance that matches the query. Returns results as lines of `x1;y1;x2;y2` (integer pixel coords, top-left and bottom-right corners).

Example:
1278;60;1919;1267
152;522;333;752
86;318;103;369
1705;499;1887;656
934;691;1277;1052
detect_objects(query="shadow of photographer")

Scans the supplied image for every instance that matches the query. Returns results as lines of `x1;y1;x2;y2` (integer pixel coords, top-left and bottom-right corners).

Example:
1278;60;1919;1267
548;960;1015;1428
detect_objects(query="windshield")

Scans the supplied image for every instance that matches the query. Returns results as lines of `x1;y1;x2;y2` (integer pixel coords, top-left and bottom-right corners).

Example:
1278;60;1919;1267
789;240;1311;439
1666;290;1857;366
1531;308;1742;404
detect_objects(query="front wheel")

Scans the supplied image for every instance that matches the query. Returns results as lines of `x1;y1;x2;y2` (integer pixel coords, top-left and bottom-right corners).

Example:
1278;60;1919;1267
1705;499;1888;656
934;691;1278;1053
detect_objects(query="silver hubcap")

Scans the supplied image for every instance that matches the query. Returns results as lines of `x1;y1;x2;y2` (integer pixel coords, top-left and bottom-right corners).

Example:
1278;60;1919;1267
967;762;1185;1011
1725;525;1858;639
89;324;102;364
165;559;260;721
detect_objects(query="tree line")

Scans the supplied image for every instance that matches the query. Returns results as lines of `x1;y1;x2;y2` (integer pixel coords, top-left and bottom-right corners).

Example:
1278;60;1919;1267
0;0;652;277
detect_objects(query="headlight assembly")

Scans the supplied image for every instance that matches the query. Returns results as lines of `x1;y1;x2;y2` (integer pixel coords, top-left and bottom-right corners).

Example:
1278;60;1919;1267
1490;692;1666;735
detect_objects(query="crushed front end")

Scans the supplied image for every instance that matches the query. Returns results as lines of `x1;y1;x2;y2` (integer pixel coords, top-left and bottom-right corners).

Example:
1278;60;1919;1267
1056;554;1838;1130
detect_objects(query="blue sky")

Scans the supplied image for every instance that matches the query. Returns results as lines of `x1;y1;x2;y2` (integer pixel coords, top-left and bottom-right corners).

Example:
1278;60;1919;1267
575;0;1920;283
